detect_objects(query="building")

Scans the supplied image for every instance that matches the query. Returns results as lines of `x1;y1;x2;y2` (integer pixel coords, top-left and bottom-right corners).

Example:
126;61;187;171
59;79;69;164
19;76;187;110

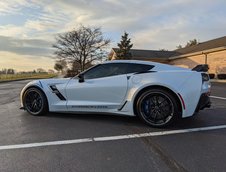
109;36;226;75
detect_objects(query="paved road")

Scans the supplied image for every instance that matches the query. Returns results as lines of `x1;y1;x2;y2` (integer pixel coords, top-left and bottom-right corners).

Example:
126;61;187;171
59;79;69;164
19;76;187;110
0;80;226;172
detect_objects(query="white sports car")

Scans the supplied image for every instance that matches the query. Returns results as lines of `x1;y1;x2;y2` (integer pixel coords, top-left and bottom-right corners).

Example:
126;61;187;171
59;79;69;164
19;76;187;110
20;60;211;127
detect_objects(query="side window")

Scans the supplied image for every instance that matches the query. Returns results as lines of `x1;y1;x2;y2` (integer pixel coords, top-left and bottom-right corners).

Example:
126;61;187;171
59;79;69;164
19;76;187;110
126;64;154;74
83;63;128;79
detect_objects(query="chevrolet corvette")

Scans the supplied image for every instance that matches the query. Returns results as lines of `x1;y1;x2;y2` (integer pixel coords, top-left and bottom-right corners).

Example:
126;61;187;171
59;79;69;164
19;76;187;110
20;60;211;127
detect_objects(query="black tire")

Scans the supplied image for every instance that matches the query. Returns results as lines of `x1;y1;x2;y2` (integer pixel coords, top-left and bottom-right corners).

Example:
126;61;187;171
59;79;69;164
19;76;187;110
136;89;179;127
23;87;48;116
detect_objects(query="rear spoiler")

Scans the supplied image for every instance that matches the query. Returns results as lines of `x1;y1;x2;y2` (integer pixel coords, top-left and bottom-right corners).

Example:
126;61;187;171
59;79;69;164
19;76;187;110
192;64;209;72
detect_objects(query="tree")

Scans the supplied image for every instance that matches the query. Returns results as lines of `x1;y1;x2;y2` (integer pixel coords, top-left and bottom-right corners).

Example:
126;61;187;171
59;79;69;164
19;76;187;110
176;39;199;49
185;39;198;47
115;32;133;60
37;68;46;73
7;69;15;74
0;68;15;74
53;25;111;72
1;69;7;74
54;59;67;74
176;45;183;49
54;63;63;73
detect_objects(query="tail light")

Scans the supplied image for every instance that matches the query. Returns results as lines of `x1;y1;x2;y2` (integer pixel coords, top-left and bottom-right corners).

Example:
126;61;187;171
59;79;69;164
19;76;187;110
201;73;209;82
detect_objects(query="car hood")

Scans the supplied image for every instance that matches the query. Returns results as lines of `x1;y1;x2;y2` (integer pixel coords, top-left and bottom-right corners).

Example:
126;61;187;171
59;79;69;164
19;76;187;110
21;77;72;93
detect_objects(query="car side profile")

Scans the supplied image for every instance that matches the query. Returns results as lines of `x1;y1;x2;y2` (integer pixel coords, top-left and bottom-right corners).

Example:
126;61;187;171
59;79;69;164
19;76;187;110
20;60;211;127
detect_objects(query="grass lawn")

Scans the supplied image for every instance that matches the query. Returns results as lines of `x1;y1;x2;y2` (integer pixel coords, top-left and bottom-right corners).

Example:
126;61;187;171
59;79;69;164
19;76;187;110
0;73;57;82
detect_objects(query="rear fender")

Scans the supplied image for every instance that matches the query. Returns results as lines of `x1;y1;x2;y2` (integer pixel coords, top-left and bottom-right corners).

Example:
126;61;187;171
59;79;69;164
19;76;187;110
178;72;202;117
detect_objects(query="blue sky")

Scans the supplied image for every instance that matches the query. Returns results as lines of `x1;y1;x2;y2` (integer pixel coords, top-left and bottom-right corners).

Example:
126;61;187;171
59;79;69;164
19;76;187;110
0;0;226;71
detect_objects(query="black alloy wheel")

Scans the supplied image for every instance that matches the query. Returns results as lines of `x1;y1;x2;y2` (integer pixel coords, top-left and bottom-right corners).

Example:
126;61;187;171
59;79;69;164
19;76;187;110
136;89;179;127
23;88;48;115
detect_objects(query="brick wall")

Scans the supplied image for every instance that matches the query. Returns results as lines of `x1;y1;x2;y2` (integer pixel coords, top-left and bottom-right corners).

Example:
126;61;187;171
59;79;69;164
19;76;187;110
207;50;226;74
170;50;226;74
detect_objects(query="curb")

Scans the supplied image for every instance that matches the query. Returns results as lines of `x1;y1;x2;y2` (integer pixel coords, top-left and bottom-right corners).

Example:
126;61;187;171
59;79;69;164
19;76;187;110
210;79;226;83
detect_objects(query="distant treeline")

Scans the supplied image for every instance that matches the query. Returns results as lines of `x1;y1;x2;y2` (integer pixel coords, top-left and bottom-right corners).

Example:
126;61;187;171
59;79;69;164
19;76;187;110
0;69;15;74
0;68;55;75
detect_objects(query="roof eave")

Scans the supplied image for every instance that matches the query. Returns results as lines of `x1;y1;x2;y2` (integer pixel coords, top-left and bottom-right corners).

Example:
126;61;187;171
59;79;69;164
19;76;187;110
170;46;226;60
134;57;169;61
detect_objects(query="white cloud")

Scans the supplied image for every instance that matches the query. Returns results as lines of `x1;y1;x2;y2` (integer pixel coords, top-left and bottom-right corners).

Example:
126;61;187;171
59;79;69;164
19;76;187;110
0;36;54;56
103;0;123;6
25;19;58;31
0;25;26;37
0;0;39;16
0;0;226;71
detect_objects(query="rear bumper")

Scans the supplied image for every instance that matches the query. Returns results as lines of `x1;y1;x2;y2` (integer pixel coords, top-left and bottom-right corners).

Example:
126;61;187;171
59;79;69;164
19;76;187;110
195;93;211;112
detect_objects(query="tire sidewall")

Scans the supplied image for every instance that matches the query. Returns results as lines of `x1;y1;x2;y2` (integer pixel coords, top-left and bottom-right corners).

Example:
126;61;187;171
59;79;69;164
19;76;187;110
23;88;47;116
136;89;179;127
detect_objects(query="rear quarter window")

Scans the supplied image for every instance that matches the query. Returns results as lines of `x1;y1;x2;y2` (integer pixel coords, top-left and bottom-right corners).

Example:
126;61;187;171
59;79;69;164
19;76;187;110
126;64;154;74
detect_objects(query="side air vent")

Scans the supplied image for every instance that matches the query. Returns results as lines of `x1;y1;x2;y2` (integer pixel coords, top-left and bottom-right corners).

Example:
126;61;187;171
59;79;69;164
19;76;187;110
50;85;66;101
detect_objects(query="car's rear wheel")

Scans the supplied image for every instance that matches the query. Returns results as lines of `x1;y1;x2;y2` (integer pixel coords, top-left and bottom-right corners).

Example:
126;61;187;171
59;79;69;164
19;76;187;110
136;89;179;127
23;87;48;116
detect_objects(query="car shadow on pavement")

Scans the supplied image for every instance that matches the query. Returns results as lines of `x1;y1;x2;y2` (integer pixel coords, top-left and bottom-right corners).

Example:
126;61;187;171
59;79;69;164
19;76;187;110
40;111;209;130
21;108;226;131
46;112;143;126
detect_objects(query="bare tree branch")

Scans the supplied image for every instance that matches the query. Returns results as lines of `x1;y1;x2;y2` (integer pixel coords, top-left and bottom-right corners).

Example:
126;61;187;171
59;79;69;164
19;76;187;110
53;25;110;72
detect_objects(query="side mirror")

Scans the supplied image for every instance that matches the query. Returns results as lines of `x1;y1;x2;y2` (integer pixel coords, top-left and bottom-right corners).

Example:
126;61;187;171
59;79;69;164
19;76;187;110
78;74;84;83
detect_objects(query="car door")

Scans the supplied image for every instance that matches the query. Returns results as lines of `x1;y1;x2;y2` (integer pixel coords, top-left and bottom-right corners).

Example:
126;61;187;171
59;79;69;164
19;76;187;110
66;63;128;112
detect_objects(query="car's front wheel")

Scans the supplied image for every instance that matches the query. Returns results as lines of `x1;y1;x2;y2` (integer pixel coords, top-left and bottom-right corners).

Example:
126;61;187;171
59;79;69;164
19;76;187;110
23;87;48;116
136;89;179;127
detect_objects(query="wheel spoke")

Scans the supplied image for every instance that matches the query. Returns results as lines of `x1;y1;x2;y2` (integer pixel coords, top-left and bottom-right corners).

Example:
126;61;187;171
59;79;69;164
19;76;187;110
139;92;175;126
152;111;159;123
159;99;167;106
25;90;43;114
154;96;158;104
